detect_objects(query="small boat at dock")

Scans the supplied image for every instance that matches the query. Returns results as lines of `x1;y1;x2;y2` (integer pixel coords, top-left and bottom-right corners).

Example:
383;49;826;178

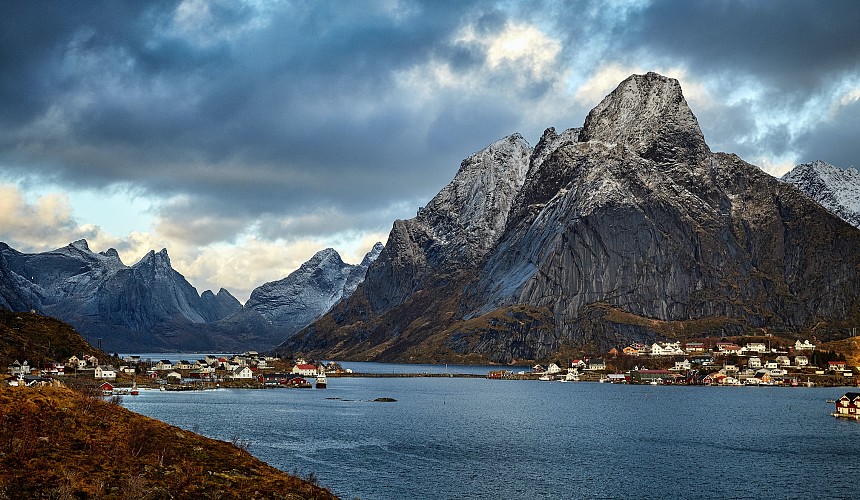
316;373;327;389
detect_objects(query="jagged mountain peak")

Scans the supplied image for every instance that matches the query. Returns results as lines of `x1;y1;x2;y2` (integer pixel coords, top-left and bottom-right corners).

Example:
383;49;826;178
99;248;124;266
418;132;531;258
581;72;708;164
244;244;381;337
781;160;860;228
70;239;91;252
303;248;344;268
360;242;385;267
134;248;171;268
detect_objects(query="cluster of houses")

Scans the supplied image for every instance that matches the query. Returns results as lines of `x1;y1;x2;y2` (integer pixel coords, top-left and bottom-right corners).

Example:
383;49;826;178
616;339;817;357
5;351;331;389
489;338;855;386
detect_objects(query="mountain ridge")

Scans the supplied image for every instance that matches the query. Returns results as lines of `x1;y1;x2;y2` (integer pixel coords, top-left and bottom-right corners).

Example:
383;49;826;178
280;72;860;363
0;239;382;352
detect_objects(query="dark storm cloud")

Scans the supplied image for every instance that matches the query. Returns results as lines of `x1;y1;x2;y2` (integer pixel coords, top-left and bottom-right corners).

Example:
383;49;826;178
0;0;521;234
798;99;860;169
2;0;859;248
606;0;860;169
624;0;860;93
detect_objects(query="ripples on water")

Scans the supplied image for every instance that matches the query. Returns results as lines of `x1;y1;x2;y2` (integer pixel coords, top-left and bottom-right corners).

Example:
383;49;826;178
123;377;860;499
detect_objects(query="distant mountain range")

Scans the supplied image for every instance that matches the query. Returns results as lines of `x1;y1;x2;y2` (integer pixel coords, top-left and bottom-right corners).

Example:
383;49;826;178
280;72;860;364
0;239;381;352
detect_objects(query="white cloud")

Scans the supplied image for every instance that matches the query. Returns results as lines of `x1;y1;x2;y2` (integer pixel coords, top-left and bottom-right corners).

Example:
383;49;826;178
0;181;388;303
753;156;796;178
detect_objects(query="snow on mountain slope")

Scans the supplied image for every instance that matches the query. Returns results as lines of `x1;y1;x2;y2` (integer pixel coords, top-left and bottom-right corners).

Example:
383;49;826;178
244;243;383;335
781;160;860;228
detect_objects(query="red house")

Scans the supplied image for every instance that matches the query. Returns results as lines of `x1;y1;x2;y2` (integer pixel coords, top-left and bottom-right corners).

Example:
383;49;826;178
833;392;860;420
99;382;114;395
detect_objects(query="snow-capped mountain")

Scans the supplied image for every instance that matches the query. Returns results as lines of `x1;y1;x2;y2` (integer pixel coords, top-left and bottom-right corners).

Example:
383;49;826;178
0;240;246;351
244;243;383;336
282;72;860;363
0;238;383;351
781;160;860;228
362;134;530;313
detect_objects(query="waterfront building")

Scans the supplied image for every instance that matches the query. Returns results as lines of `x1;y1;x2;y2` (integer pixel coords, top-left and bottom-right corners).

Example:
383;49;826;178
833;392;860;420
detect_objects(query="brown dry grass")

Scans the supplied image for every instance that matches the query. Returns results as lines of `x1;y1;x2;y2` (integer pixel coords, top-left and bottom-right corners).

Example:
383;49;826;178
821;337;860;367
0;385;337;499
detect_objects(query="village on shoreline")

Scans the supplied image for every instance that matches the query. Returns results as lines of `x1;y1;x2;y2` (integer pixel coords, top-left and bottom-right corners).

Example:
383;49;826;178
5;335;859;391
491;338;857;388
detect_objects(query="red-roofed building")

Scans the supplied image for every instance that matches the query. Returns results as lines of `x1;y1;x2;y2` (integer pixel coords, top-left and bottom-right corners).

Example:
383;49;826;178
833;392;860;420
292;363;319;377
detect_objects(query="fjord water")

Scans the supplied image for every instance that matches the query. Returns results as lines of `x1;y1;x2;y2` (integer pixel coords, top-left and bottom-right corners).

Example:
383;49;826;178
123;377;860;499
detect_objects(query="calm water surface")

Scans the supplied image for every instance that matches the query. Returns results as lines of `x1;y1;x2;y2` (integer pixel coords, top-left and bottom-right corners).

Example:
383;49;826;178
123;377;860;499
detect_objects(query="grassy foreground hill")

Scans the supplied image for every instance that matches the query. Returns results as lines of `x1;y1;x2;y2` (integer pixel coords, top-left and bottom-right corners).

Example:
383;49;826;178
0;311;336;499
0;385;336;499
0;310;112;368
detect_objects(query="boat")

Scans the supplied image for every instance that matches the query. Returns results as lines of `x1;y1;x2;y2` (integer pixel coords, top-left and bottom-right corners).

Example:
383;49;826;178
565;369;580;382
130;382;139;396
315;373;327;389
539;374;552;381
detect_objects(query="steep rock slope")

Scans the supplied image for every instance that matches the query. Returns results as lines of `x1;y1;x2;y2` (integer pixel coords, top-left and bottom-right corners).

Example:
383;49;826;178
283;72;860;363
241;243;383;338
781;160;860;228
362;134;531;314
0;238;382;352
0;241;241;351
199;288;242;323
282;134;533;360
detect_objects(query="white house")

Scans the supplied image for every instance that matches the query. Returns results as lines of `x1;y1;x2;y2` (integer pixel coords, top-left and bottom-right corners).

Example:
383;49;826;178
175;360;192;370
154;360;173;371
673;359;692;371
94;365;116;380
775;356;791;367
764;361;779;370
587;359;606;371
292;364;319;377
231;366;254;379
748;357;762;369
8;360;30;377
743;343;767;354
794;356;809;368
651;343;684;356
794;340;815;351
546;363;562;374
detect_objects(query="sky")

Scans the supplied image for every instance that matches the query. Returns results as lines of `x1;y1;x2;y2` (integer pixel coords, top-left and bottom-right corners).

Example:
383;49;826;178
1;0;859;302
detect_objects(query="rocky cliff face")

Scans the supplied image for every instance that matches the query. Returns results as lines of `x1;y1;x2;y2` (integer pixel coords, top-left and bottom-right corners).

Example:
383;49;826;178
0;241;229;351
199;288;242;323
243;243;383;337
0;239;382;352
781;160;860;228
282;72;860;364
362;134;531;314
